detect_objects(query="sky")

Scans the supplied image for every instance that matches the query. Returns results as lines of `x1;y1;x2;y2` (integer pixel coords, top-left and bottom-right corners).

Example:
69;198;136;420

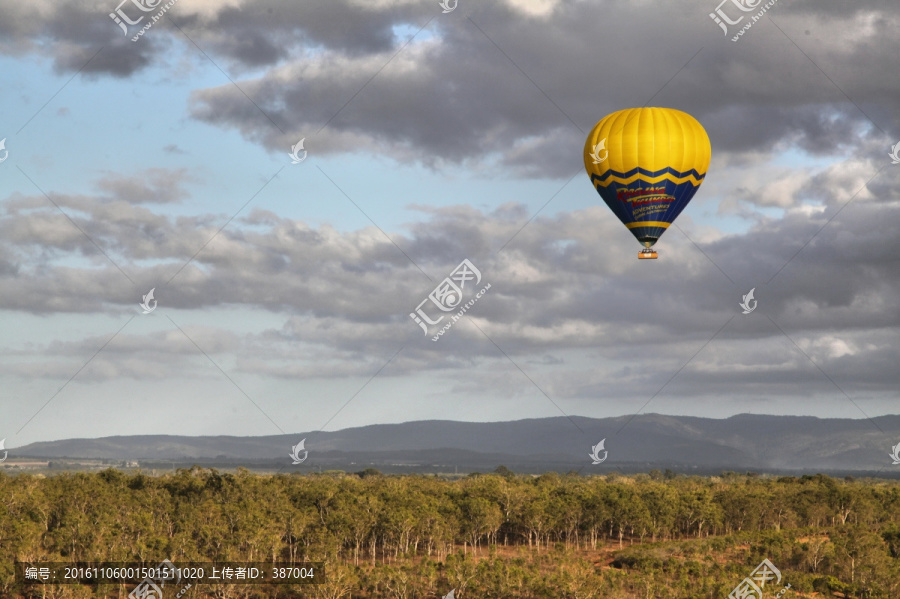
0;0;898;447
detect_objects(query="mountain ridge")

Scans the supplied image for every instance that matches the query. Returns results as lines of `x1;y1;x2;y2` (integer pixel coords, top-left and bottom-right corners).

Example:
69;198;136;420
7;413;900;474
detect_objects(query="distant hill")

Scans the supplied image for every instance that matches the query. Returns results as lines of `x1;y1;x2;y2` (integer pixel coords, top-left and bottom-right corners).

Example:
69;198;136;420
8;413;900;475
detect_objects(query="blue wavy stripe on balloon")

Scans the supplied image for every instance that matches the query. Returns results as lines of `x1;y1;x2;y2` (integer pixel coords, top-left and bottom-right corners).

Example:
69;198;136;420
590;166;707;186
591;178;702;246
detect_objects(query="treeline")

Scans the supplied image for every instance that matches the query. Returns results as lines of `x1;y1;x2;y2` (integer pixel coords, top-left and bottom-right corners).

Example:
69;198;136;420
1;468;899;598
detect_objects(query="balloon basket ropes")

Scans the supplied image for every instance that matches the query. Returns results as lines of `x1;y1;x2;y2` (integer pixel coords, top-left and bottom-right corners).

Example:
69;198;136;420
638;249;658;260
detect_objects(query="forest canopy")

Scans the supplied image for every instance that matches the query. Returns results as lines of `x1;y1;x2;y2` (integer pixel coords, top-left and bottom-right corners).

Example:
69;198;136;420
2;468;899;598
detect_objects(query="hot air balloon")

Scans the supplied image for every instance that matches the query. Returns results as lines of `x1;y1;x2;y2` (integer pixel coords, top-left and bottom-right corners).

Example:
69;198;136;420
583;107;711;259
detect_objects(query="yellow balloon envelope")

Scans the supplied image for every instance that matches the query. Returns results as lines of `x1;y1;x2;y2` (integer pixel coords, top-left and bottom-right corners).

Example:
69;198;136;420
583;107;711;258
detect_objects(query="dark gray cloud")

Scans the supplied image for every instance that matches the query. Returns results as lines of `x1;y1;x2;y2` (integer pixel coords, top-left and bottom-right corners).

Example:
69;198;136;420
3;0;898;174
183;0;900;174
